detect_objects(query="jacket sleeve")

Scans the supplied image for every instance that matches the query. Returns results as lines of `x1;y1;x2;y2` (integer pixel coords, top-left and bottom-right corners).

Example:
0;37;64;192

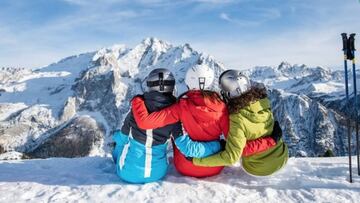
111;130;129;163
193;118;246;166
120;110;132;135
131;96;180;129
242;136;276;157
171;123;221;158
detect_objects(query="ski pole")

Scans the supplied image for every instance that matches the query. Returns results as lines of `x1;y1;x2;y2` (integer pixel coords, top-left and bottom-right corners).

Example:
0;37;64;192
349;33;359;176
342;33;353;183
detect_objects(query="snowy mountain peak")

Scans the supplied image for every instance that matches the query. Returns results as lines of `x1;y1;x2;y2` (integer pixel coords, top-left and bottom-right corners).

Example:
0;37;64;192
92;44;128;62
278;61;293;70
183;43;192;51
0;38;357;160
248;62;334;82
0;38;228;159
140;37;172;52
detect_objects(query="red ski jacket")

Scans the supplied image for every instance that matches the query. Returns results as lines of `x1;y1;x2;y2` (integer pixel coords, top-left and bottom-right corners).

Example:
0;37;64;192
131;90;275;177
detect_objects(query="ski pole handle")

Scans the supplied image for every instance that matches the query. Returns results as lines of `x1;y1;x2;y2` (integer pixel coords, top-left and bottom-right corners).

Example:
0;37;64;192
342;33;348;51
349;33;356;60
349;33;356;51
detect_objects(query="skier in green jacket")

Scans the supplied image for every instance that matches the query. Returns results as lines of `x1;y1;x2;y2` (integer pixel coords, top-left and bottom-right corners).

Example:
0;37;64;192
192;70;288;176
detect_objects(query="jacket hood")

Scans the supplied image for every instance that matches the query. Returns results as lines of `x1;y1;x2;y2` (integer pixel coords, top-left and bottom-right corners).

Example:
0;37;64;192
183;90;226;122
143;91;176;113
229;97;274;141
239;98;272;124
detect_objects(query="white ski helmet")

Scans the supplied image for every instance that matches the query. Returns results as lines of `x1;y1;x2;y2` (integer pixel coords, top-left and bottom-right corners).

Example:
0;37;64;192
146;68;175;93
219;70;250;99
185;64;215;90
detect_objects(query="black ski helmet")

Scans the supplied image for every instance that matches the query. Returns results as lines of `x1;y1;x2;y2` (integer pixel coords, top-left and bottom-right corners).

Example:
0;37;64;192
146;68;176;93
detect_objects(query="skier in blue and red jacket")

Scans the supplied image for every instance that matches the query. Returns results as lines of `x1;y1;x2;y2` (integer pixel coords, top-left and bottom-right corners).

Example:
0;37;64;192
131;65;277;178
112;68;223;183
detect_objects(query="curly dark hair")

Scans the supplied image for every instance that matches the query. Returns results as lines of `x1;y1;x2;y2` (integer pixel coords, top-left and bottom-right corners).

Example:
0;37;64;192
227;86;268;114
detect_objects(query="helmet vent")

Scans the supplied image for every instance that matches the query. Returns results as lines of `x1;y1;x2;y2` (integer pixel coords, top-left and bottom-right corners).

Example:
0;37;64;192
199;77;206;90
236;87;242;95
159;72;164;91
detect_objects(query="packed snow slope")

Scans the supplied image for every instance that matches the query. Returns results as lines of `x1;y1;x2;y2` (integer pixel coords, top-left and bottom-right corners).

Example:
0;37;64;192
0;156;359;203
0;37;359;159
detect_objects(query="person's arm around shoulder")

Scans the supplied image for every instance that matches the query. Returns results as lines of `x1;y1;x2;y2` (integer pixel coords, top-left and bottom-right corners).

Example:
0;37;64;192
193;116;247;167
171;123;222;158
131;96;180;129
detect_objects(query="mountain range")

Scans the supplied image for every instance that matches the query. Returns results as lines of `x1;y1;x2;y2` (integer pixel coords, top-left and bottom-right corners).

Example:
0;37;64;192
0;37;358;160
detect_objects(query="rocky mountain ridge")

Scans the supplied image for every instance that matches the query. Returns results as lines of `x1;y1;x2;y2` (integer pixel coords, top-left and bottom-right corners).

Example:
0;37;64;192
0;38;358;159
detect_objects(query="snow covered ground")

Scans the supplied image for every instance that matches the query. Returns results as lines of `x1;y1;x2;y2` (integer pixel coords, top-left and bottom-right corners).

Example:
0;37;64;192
0;156;359;203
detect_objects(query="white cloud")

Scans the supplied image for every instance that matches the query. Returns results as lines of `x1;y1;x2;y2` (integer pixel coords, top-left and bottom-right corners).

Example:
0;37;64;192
219;12;261;27
261;8;281;20
219;12;230;21
114;10;140;18
219;8;281;27
0;2;149;68
62;0;121;6
192;20;360;70
192;0;235;3
1;0;360;70
62;0;89;5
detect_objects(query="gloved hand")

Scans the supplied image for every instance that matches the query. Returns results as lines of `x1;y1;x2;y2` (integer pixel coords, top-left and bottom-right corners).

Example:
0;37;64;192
109;142;116;148
219;139;226;150
185;156;193;161
271;121;283;143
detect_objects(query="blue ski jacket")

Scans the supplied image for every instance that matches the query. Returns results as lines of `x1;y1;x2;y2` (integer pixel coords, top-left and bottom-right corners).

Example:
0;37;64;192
112;91;221;183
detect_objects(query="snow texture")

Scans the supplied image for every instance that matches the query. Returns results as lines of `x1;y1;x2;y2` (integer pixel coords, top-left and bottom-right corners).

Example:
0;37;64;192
0;156;359;203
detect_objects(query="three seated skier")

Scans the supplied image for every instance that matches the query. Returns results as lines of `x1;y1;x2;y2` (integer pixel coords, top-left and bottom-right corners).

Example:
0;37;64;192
113;67;288;183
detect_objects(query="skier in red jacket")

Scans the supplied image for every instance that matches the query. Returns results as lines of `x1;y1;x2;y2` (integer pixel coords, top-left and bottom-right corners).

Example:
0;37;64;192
131;65;276;178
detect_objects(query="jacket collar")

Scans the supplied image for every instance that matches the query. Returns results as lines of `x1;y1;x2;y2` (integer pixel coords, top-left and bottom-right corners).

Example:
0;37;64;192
143;91;176;112
183;90;226;122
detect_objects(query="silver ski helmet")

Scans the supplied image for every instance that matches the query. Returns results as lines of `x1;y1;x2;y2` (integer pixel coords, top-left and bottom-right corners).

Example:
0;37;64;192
185;64;215;90
146;68;175;93
219;70;250;99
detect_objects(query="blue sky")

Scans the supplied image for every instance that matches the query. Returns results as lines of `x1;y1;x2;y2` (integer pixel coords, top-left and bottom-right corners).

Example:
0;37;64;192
0;0;360;69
